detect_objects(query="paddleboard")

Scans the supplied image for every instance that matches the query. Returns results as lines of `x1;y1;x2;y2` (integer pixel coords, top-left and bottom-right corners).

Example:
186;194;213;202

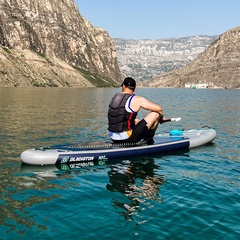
20;126;216;166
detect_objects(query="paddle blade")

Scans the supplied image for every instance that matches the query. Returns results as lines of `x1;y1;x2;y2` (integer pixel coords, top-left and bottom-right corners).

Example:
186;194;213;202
170;117;181;122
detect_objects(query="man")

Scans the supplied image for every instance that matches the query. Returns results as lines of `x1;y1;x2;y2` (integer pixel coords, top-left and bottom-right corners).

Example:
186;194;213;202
108;77;164;144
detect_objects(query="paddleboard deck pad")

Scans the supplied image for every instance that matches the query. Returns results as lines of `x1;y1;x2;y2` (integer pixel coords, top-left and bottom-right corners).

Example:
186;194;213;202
20;127;216;166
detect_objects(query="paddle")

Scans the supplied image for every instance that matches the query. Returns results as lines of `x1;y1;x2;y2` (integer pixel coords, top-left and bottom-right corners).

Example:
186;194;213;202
104;117;181;135
160;117;181;123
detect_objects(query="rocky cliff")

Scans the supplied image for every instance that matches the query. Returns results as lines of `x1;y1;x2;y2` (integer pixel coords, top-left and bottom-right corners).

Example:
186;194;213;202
0;0;122;87
146;27;240;89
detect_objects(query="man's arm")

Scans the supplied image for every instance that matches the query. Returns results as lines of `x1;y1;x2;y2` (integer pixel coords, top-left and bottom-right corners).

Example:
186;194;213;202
133;96;163;114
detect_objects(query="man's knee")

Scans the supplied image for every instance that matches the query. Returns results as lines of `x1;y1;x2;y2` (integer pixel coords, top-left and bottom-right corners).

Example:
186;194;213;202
144;112;161;128
150;111;162;121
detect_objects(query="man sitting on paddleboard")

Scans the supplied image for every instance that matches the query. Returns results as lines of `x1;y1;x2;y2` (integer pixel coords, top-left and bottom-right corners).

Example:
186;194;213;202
108;77;164;144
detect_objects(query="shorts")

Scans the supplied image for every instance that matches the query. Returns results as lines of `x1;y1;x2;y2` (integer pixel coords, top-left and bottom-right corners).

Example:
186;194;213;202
112;119;149;144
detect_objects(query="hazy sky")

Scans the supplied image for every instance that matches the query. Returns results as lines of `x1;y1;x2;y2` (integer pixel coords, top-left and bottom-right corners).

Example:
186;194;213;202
75;0;240;39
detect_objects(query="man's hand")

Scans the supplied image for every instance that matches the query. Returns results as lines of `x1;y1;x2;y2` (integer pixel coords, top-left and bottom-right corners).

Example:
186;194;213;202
159;117;166;124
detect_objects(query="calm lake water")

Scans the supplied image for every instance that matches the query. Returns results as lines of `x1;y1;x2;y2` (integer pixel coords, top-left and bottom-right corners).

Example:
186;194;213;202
0;87;239;240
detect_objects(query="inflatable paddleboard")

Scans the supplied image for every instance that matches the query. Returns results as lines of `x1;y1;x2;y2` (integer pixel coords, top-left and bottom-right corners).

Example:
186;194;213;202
20;127;216;166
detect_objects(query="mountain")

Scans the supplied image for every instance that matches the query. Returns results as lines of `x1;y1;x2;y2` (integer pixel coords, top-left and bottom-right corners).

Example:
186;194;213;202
113;36;217;81
145;27;240;89
0;0;121;87
1;0;239;89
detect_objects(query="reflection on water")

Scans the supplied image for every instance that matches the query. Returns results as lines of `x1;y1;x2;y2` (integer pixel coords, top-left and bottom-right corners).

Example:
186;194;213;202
0;165;69;232
107;158;165;221
4;157;164;232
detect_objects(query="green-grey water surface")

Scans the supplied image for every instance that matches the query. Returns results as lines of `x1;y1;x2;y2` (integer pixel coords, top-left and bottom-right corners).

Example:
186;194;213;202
0;87;239;239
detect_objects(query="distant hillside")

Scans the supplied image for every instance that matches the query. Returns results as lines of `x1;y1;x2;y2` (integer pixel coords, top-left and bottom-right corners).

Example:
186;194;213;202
113;36;217;81
145;27;240;89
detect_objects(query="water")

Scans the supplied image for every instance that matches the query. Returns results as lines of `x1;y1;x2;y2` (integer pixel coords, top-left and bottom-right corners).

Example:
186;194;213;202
0;87;239;239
